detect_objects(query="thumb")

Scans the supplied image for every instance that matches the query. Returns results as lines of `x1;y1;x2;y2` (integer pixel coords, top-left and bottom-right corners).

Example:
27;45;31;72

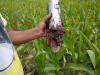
43;14;52;22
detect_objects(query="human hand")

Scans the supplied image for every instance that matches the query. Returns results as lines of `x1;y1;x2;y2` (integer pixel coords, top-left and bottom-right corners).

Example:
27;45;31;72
35;14;51;37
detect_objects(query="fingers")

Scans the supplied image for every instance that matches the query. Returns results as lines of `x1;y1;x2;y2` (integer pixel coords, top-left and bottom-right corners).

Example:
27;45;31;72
42;29;49;37
43;14;52;22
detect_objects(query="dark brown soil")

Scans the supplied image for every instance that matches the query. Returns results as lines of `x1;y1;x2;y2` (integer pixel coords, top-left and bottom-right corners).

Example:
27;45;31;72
49;25;65;52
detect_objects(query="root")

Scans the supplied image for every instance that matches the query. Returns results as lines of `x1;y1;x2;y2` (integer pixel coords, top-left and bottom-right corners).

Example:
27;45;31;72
49;26;65;52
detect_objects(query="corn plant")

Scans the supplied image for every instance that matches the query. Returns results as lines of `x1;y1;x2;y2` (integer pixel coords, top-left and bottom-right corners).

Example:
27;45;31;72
0;0;100;75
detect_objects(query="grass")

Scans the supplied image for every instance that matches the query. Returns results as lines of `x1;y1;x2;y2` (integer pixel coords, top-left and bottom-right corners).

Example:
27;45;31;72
0;0;100;75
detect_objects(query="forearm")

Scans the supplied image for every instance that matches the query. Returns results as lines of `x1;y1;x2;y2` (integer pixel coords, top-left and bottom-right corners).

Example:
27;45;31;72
7;14;51;45
8;27;42;45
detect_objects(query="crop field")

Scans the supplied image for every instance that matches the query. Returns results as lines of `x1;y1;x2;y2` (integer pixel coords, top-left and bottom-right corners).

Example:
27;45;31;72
0;0;100;75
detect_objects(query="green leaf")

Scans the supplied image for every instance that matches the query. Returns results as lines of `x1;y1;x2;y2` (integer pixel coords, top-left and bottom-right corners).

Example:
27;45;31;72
17;42;31;58
81;32;99;52
87;50;96;69
21;55;33;67
44;64;58;71
61;63;94;75
62;36;76;62
44;66;57;71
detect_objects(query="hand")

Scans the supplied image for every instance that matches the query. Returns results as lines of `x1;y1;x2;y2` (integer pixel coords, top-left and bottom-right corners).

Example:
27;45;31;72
8;14;51;45
35;14;51;37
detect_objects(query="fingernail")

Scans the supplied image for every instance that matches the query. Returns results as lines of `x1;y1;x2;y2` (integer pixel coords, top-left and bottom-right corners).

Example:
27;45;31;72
48;13;52;16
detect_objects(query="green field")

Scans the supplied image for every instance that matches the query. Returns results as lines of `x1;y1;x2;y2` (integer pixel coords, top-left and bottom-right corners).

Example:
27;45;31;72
0;0;100;75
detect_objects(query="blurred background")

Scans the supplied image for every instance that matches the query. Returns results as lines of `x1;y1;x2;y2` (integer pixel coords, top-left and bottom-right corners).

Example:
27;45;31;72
0;0;100;75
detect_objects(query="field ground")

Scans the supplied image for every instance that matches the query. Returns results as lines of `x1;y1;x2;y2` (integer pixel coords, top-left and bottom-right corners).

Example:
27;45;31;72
0;0;100;75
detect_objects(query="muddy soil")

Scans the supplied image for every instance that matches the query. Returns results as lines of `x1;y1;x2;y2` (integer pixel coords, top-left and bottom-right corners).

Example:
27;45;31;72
49;25;65;52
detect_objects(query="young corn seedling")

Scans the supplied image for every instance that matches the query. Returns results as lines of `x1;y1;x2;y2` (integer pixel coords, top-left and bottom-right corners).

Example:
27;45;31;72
47;0;64;53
